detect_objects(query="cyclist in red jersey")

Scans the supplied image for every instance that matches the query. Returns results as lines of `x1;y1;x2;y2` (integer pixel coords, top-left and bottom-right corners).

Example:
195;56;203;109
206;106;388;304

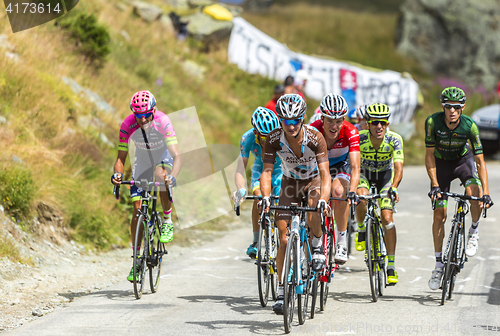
310;94;361;264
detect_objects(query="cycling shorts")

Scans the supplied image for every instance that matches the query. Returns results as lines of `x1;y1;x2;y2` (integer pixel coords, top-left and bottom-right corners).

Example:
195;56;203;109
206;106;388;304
330;160;351;183
434;150;480;207
358;168;393;211
276;175;321;220
131;149;173;201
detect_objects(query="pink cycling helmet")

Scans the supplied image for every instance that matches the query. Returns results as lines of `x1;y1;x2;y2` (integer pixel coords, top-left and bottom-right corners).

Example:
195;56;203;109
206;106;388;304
130;90;157;113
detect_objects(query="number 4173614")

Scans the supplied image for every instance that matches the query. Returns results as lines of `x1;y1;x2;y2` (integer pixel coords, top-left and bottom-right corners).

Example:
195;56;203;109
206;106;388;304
5;2;62;14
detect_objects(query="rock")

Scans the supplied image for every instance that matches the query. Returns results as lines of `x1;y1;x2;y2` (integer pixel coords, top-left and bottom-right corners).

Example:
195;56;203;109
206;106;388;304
5;52;20;63
99;133;114;148
0;35;14;50
12;155;25;165
0;115;6;124
115;2;128;11
184;12;233;43
165;0;189;10
131;1;162;22
61;77;118;117
32;308;43;317
188;0;214;8
0;205;4;213
120;30;130;41
159;14;175;35
396;0;500;88
182;60;206;82
219;3;243;17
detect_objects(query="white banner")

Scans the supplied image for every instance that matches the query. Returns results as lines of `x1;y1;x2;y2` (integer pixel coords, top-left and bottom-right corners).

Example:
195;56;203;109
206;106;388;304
228;17;420;124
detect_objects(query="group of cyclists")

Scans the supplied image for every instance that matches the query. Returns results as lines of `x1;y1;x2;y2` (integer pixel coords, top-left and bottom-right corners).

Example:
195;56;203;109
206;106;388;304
111;86;493;309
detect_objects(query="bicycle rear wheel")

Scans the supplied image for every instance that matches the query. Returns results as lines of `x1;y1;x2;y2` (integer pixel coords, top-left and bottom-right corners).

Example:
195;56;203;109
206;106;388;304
366;219;378;302
149;213;166;293
310;275;318;319
133;215;147;299
376;226;386;297
320;231;334;311
257;219;270;307
283;233;297;334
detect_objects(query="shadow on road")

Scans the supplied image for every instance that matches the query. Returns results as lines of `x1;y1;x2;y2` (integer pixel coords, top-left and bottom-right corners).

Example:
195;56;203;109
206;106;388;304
487;272;500;305
331;290;444;306
179;295;282;334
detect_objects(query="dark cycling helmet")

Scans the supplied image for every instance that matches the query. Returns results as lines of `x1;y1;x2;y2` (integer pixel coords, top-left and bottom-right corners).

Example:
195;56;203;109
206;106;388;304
365;103;390;119
276;94;307;119
440;87;466;103
251;107;280;135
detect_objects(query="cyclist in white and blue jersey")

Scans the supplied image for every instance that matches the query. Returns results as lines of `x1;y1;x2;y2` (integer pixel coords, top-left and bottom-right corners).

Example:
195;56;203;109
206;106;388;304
233;107;283;258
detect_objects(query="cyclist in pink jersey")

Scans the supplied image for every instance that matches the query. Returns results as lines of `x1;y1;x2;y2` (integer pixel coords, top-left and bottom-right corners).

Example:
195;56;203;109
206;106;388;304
111;90;182;282
310;94;360;264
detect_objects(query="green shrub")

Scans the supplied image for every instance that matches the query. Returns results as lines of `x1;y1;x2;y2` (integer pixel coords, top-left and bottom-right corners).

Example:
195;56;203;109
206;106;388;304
60;13;111;66
0;164;37;217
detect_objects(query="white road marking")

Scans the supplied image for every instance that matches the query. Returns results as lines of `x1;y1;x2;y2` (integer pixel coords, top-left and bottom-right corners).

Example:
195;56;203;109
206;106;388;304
228;247;243;253
398;267;406;272
427;255;435;259
485;218;496;222
398;246;415;251
204;273;225;279
489;248;500;251
456;277;471;283
326;332;356;335
348;256;357;260
409;276;422;283
194;256;231;261
410;255;421;259
457;285;464;292
484;286;500;291
416;268;434;271
476;256;485;261
488;256;500;260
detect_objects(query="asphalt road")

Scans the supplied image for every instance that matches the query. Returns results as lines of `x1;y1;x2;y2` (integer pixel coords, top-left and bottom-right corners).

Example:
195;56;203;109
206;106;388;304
7;165;500;335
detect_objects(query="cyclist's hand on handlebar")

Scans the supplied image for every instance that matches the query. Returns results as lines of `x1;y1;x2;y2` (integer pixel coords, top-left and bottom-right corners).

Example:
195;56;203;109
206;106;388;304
232;188;247;204
388;187;399;203
165;175;177;187
258;196;271;213
347;191;360;206
317;199;331;216
428;186;441;201
111;172;123;185
482;194;494;209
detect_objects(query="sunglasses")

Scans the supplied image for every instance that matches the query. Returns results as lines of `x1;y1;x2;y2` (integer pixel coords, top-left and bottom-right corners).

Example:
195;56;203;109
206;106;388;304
135;111;154;119
443;103;464;110
280;117;303;126
368;120;389;126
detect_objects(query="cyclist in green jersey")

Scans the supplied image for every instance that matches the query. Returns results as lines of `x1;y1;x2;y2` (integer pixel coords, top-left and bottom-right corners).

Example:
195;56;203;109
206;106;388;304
354;103;403;285
425;87;493;290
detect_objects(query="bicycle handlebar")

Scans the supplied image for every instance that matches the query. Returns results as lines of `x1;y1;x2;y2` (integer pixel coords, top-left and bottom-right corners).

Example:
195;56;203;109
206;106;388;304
431;192;488;218
112;180;173;202
233;195;278;217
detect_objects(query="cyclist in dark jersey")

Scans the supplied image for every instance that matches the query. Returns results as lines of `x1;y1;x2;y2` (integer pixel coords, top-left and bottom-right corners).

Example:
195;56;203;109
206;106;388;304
425;87;493;290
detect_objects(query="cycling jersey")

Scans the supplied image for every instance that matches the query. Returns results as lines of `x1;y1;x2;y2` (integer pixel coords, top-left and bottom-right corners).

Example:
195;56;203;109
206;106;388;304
239;129;282;195
118;111;177;153
310;119;360;167
263;125;328;180
358;130;404;172
425;112;483;160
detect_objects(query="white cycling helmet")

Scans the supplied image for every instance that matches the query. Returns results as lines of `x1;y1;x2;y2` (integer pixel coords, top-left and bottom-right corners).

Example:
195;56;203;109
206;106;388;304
276;94;307;119
320;93;348;119
308;112;322;124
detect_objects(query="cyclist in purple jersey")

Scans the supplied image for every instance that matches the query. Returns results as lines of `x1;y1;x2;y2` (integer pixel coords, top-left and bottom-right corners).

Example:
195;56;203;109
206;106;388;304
111;90;182;282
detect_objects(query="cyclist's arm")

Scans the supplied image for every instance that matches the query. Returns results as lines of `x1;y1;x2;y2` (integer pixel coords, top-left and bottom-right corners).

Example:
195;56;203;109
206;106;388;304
260;162;274;198
348;151;360;193
425;147;439;187
318;160;331;202
114;150;128;175
235;156;249;191
166;143;182;179
474;154;490;196
392;161;403;188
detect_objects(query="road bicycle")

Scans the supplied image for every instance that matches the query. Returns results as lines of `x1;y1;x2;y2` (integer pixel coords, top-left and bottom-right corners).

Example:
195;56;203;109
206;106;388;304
266;199;325;334
357;184;395;302
432;192;487;305
113;179;172;299
234;195;279;307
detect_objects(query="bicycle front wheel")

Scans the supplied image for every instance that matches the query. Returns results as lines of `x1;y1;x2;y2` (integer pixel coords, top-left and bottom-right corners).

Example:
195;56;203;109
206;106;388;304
133;215;147;299
283;232;298;334
270;222;279;301
257;219;271;307
441;223;458;305
149;213;166;293
366;219;378;302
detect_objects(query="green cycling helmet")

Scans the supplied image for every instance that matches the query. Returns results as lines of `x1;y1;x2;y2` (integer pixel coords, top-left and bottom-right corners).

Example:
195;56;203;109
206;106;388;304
365;103;390;119
440;87;466;103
